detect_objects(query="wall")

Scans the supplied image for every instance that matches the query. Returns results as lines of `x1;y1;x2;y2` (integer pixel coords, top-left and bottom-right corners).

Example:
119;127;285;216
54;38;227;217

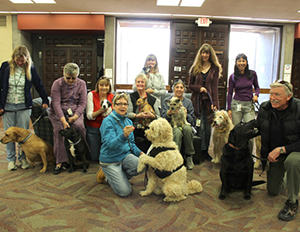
0;15;13;63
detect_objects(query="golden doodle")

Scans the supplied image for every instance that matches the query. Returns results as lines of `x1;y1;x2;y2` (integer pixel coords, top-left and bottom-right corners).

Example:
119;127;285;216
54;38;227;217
137;118;202;202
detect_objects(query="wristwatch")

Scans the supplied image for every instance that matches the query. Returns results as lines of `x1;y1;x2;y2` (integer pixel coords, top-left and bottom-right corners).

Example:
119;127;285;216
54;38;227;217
279;147;285;154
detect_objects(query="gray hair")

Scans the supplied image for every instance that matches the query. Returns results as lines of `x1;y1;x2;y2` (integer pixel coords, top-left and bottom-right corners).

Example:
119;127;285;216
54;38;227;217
172;79;186;92
135;73;148;87
113;92;129;105
270;81;293;97
63;63;80;77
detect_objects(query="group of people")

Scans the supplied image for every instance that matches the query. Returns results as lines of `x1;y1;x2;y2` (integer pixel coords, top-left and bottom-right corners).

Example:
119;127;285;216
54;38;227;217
0;45;299;221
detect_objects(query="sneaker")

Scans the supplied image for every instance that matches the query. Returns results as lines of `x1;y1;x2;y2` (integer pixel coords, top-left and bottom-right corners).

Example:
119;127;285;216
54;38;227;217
53;165;62;175
278;199;298;221
8;161;17;171
20;159;30;169
186;156;194;170
96;167;106;184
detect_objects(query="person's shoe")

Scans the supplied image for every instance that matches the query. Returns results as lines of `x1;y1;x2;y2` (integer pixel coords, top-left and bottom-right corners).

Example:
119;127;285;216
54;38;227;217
20;159;30;169
186;156;194;170
53;165;62;175
96;167;106;184
278;199;298;221
8;161;17;171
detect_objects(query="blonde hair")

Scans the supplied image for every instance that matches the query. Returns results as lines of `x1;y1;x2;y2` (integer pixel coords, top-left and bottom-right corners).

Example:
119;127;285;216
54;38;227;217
189;43;222;78
95;77;112;93
135;73;148;87
9;45;32;81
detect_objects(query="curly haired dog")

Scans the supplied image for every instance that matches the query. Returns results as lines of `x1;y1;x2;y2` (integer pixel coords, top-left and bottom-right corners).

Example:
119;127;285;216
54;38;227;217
137;118;203;202
209;110;234;163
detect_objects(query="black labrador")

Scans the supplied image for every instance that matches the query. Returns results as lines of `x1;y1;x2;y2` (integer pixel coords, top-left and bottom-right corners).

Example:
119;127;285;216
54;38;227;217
219;119;265;200
59;127;90;173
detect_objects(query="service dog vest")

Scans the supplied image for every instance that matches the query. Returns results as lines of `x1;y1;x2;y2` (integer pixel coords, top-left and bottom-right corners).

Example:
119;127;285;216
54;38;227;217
148;147;183;179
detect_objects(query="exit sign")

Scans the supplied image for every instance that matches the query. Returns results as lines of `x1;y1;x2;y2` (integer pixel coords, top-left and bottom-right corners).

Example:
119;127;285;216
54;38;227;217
196;18;211;27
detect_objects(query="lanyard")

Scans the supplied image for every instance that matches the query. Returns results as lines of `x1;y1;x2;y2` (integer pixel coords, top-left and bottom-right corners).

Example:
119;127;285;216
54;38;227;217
67;83;75;109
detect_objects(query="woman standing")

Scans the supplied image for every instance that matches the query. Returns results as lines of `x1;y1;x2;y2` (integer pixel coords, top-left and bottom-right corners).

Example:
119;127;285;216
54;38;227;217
0;45;49;171
133;54;166;106
188;43;222;160
86;77;114;161
49;63;87;175
227;53;260;124
128;73;160;153
98;92;144;197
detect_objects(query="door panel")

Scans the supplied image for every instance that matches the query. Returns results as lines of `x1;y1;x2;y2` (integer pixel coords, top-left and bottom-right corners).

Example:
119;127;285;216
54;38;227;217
292;41;300;99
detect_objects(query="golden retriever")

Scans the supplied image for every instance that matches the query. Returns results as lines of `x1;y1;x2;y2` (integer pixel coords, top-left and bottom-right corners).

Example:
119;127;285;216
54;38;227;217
1;127;55;173
209;110;234;163
137;118;202;202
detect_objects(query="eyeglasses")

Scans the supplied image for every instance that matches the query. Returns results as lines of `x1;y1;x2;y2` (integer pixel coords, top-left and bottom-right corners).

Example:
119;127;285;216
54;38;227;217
114;103;129;107
278;80;292;92
65;76;77;80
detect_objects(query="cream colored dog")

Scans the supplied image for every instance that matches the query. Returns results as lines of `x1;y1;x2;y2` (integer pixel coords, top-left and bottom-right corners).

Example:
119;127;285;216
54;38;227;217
210;110;234;163
165;96;190;128
0;127;55;173
137;118;203;202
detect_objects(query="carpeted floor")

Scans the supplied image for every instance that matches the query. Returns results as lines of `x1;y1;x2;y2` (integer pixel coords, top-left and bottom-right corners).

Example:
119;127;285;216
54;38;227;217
0;125;299;231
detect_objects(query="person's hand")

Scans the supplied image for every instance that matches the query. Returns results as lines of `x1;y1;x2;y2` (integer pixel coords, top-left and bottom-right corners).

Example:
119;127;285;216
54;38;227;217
67;114;78;124
167;108;180;116
42;104;48;109
252;95;258;103
268;147;281;162
62;120;70;129
200;87;207;93
144;111;156;119
227;110;232;119
124;125;135;137
146;89;154;94
211;105;217;112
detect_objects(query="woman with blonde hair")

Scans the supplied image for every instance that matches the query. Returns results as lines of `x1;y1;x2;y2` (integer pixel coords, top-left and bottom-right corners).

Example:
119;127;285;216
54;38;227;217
188;43;222;161
0;45;49;171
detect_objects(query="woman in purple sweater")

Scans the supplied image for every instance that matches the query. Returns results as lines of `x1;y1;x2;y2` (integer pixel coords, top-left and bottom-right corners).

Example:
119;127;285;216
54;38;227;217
227;53;260;124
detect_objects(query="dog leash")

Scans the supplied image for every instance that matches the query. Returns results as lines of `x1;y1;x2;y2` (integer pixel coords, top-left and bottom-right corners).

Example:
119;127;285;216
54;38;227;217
253;101;260;111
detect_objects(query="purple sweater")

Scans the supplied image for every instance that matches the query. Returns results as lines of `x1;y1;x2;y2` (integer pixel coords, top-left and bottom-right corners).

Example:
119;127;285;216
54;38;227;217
227;71;260;110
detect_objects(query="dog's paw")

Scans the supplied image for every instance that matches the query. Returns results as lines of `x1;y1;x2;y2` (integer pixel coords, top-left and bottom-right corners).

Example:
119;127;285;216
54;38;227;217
219;194;226;200
137;162;146;173
39;168;46;173
82;170;87;173
244;195;251;200
139;190;150;197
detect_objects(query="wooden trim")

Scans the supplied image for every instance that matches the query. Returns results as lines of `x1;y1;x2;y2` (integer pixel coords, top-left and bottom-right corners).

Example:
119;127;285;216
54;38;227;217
114;84;171;91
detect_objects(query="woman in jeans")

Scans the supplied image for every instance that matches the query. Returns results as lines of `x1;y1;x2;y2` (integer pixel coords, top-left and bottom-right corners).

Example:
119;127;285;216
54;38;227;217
97;93;144;197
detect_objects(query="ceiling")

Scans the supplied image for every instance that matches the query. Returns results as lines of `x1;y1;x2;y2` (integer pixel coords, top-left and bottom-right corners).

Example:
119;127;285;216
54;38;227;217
0;0;300;23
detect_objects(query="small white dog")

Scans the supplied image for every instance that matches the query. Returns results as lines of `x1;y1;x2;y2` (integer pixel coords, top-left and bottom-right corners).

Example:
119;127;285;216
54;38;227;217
101;99;112;117
137;118;203;202
209;110;234;163
166;96;190;128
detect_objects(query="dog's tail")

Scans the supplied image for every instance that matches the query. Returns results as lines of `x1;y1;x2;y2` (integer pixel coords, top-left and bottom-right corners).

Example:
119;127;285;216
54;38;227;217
187;180;203;195
252;180;266;186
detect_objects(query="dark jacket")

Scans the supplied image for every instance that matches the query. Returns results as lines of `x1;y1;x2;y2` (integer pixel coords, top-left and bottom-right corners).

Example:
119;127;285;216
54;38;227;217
188;64;219;124
0;61;49;110
257;97;300;164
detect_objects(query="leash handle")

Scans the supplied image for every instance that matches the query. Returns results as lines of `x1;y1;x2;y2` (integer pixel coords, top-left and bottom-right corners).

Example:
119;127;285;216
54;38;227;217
253;100;260;111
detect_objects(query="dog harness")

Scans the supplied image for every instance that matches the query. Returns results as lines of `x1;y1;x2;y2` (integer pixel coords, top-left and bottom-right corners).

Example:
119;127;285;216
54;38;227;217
147;147;184;179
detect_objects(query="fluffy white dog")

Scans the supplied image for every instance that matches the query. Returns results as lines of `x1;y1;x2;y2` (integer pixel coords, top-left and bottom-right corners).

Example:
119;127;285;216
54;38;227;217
209;110;234;163
137;118;203;202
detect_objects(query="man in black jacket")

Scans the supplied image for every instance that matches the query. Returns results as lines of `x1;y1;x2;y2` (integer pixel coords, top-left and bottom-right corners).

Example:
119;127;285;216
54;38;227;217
257;80;300;221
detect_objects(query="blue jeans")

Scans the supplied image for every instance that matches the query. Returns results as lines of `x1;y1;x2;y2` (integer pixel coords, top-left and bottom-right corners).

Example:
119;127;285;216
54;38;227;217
3;103;31;162
86;126;101;162
100;154;141;197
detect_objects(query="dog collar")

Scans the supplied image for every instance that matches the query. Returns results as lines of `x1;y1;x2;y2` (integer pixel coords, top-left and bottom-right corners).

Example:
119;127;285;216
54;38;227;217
68;137;81;146
19;133;32;145
227;142;241;150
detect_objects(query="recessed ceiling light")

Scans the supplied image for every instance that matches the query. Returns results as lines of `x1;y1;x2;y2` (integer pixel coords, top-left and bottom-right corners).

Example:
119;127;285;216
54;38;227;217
180;0;204;7
10;0;33;3
157;0;180;6
33;0;56;3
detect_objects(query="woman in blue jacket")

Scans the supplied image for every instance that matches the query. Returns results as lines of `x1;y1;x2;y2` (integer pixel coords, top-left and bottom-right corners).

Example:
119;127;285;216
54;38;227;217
97;92;144;197
0;45;49;171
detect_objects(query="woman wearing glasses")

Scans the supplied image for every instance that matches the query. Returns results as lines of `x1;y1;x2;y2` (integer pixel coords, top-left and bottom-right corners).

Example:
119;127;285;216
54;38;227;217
86;77;114;162
0;45;49;171
49;63;87;175
97;92;144;197
128;73;161;153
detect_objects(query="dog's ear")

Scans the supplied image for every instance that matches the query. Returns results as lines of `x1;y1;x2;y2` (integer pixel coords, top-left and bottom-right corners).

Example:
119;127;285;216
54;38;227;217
175;98;181;103
12;130;22;138
165;99;170;104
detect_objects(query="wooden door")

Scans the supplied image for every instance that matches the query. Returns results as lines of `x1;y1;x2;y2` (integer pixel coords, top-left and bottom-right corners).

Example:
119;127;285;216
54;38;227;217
291;40;300;99
201;24;230;109
42;35;97;95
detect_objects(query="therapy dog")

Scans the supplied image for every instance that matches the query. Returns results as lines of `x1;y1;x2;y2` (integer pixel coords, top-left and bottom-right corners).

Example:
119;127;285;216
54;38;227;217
0;127;55;173
137;118;202;202
136;96;155;129
59;127;90;173
101;99;112;117
210;110;234;163
165;96;190;128
219;119;265;200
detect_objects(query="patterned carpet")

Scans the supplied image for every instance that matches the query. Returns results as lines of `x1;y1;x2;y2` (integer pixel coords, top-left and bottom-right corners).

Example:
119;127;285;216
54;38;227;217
0;126;299;231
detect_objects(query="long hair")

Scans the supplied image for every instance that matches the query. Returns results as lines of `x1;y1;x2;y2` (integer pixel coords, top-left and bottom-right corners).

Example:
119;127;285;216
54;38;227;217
234;53;252;81
144;54;159;73
95;77;112;93
189;43;222;78
9;45;32;81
